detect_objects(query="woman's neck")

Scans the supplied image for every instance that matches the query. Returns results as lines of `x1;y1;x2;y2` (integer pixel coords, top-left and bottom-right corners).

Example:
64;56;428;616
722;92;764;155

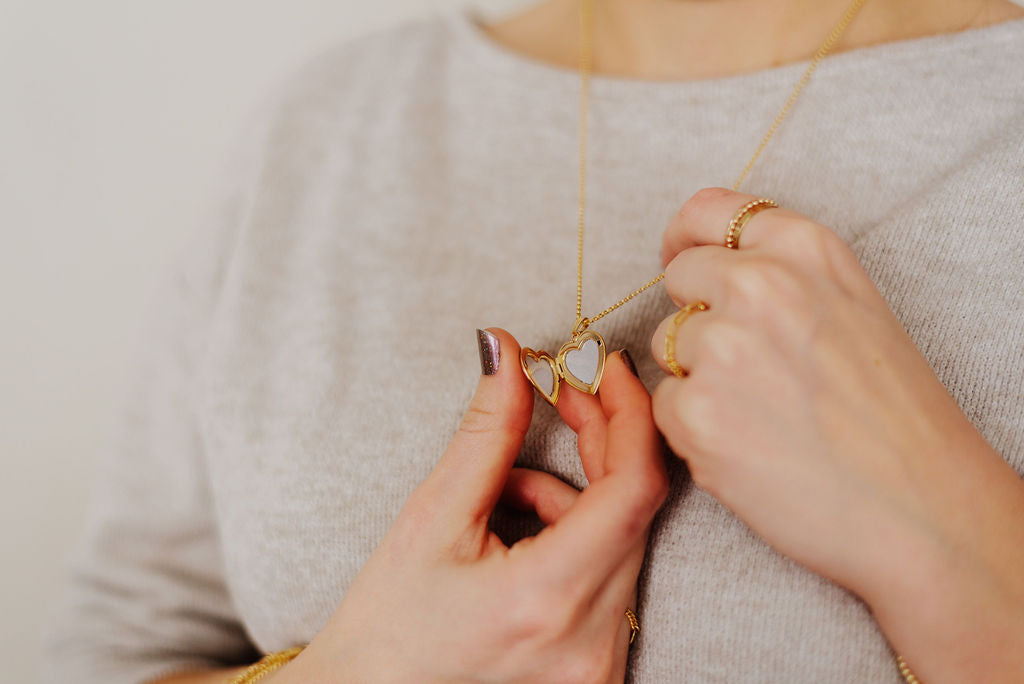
482;0;1024;81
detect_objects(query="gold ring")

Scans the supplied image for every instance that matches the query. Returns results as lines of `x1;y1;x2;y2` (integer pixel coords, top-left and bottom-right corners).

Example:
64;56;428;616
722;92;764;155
724;197;778;249
624;607;640;645
664;301;708;378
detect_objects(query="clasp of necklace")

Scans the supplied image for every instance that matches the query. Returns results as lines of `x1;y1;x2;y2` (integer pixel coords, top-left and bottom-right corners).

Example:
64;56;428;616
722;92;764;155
571;316;591;340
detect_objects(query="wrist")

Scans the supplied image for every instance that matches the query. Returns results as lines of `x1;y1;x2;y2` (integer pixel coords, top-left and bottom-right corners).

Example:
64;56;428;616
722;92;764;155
859;442;1024;682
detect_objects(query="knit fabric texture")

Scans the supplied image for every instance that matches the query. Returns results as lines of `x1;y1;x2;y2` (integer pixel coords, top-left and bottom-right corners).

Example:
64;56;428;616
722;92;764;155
44;6;1024;683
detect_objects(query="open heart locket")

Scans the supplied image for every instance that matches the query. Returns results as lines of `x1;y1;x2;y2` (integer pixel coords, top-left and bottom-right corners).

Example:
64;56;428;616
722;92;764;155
520;322;606;406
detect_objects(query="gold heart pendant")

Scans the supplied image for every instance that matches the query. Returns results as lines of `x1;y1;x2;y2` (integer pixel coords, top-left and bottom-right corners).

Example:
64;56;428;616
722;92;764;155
556;329;606;395
520;347;561;406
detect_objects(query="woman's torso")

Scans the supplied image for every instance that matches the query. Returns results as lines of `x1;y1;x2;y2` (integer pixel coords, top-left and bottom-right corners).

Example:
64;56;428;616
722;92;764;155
198;9;1024;681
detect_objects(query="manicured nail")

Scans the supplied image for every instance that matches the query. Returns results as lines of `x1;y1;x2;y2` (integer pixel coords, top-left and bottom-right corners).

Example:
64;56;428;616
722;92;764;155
477;329;500;375
618;349;639;377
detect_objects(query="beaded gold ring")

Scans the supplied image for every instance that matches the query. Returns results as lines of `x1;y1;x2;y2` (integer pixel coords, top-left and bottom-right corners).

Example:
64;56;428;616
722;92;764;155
725;198;779;249
664;302;709;378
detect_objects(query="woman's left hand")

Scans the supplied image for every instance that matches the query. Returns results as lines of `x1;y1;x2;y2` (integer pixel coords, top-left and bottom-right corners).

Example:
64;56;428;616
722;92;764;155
649;187;1010;602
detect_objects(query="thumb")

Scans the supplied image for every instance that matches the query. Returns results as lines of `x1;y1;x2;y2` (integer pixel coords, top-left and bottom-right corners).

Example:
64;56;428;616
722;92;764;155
429;328;535;524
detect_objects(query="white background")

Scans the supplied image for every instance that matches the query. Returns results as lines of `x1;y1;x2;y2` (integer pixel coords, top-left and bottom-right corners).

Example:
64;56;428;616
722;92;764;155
0;1;518;681
3;1;1022;681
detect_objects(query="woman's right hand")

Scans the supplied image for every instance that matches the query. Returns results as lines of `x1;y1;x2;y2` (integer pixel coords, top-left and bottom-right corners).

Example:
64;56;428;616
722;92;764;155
271;328;668;684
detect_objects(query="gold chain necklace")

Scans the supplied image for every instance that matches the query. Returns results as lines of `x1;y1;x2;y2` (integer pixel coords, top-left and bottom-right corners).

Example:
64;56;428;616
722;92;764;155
519;0;868;406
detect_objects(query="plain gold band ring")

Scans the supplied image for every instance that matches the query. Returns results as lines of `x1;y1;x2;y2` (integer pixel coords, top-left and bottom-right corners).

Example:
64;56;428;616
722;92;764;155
624;607;640;645
664;301;708;378
725;197;778;249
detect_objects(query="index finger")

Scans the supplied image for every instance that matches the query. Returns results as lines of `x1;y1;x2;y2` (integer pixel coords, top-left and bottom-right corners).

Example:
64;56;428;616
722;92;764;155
661;187;803;265
520;352;668;593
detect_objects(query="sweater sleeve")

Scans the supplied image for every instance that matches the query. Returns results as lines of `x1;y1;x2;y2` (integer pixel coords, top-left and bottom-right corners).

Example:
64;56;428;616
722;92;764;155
41;105;273;684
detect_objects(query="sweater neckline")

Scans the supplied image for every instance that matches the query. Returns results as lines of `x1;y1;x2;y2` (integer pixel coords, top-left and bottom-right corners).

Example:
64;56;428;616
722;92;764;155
446;4;1024;102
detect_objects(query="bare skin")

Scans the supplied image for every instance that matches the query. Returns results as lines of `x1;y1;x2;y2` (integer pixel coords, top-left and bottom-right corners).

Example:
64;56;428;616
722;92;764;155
482;0;1024;82
151;1;1024;682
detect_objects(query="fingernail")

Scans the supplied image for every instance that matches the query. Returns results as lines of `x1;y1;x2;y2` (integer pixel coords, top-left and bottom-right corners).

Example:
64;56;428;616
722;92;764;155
477;329;500;375
618;349;639;377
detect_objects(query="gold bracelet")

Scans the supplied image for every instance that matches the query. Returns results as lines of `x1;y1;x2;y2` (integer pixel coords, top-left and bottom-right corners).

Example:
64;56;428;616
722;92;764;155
229;646;305;684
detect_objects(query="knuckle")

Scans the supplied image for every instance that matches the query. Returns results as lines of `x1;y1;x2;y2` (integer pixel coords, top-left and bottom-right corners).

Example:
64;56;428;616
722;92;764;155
632;460;671;516
695;320;749;370
725;261;772;303
777;218;831;259
617;397;655;429
720;259;825;345
662;253;687;292
456;404;527;443
826;233;860;266
458;404;502;435
725;259;805;318
619;479;662;535
688;186;733;211
668;188;734;258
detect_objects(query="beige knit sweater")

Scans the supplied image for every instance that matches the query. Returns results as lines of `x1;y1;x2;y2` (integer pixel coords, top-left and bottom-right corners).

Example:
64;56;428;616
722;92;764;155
44;6;1024;683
